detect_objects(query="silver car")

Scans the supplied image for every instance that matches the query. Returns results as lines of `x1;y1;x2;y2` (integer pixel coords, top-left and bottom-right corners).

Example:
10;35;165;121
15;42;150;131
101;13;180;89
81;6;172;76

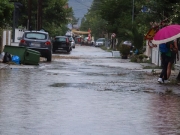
69;37;75;48
18;30;52;61
95;38;105;47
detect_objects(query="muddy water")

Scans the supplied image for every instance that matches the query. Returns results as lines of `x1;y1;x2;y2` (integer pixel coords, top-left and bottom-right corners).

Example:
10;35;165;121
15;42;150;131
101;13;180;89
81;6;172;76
0;45;180;135
0;63;180;135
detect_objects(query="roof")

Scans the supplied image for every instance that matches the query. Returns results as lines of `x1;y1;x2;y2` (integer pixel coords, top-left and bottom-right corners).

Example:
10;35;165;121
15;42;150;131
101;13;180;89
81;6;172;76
72;29;90;35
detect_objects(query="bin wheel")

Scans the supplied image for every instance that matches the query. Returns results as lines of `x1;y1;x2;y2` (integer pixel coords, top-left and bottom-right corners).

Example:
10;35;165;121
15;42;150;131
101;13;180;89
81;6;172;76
47;51;52;62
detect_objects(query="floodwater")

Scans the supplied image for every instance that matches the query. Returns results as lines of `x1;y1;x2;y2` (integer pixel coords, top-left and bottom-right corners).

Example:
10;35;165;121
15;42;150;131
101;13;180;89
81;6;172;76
0;45;180;135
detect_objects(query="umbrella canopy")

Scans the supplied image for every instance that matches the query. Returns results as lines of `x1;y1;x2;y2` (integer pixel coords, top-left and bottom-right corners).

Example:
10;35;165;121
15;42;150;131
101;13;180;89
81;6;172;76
152;24;180;44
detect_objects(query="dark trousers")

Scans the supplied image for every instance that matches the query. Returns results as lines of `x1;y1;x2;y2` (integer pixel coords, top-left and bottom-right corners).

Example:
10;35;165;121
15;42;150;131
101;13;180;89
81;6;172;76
159;53;168;80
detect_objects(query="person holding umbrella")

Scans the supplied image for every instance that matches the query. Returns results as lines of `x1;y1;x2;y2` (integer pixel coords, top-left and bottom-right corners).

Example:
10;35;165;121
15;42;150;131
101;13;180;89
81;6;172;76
158;43;170;83
158;40;179;83
152;24;180;83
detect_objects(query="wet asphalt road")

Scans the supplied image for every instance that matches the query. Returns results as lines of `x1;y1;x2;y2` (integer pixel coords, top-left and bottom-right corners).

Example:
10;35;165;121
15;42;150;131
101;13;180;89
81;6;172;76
0;45;180;135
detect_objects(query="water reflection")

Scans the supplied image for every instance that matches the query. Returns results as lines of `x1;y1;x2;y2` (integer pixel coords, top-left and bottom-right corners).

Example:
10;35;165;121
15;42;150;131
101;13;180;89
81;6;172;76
0;68;180;135
150;94;180;135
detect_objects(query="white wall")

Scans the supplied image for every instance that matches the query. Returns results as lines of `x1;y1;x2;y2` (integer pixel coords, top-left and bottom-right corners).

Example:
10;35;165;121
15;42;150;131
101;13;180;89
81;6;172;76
0;30;12;53
175;50;180;70
145;40;160;66
151;45;160;66
14;29;24;43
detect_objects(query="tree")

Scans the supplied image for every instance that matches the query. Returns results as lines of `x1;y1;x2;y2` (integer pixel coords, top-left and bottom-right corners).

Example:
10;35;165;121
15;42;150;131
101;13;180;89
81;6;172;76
68;12;79;29
0;0;14;28
16;0;72;36
99;0;132;36
80;0;108;39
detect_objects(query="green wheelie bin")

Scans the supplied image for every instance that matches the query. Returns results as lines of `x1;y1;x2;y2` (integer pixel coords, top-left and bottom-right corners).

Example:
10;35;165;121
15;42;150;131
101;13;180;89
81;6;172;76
3;45;40;65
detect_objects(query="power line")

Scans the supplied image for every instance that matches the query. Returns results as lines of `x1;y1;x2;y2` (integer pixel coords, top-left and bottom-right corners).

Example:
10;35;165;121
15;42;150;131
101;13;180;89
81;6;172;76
73;8;88;11
74;0;90;8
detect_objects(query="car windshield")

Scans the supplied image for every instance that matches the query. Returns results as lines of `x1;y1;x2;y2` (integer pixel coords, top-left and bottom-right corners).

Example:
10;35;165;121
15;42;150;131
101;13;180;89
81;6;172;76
55;37;66;41
25;33;47;39
68;37;73;42
97;38;105;42
84;37;88;41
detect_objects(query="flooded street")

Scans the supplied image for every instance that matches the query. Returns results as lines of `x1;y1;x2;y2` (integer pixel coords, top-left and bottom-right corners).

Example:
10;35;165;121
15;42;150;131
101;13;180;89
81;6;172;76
0;45;180;135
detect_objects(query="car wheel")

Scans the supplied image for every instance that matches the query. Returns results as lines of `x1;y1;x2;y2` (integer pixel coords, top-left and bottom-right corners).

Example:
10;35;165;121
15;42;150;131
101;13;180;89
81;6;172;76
52;48;56;53
67;48;71;53
67;48;70;52
47;51;52;62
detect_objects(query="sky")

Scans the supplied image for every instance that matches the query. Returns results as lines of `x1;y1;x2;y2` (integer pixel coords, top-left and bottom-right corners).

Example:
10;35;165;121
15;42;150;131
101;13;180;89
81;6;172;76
68;0;93;27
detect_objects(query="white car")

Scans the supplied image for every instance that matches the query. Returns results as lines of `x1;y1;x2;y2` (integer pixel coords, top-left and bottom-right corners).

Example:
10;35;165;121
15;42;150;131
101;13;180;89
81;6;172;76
123;41;132;46
95;38;105;47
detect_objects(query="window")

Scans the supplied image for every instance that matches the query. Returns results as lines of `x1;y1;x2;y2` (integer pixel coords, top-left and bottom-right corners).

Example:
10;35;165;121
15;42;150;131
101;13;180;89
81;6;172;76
68;37;72;42
97;38;105;42
25;32;47;39
55;37;66;42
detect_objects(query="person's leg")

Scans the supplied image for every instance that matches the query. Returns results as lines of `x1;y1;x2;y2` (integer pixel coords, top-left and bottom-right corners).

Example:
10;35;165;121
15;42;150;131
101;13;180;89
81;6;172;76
158;66;167;83
158;53;167;83
163;60;168;80
167;52;176;79
167;62;172;79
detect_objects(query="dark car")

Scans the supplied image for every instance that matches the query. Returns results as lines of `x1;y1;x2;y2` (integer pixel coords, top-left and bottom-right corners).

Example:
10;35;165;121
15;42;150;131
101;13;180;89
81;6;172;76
18;30;52;62
52;36;72;53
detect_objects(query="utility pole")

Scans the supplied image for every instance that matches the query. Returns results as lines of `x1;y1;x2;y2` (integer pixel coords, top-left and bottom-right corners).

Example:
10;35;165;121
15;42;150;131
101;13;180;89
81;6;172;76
9;0;22;42
132;0;134;25
28;0;32;30
37;0;42;30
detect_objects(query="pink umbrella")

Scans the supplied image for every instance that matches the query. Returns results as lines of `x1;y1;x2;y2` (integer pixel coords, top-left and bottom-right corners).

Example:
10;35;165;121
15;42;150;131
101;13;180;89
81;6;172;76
152;24;180;44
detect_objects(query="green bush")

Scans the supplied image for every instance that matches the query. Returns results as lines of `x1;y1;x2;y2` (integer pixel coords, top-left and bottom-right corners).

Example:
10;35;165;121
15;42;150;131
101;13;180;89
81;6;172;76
130;54;148;63
117;44;131;56
130;55;138;62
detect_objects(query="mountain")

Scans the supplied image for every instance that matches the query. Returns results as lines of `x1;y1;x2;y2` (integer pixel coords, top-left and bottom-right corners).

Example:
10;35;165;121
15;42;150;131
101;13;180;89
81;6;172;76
68;0;93;26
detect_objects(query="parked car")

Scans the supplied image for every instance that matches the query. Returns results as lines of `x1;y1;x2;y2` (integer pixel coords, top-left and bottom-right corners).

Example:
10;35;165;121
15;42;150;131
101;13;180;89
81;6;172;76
52;36;72;53
82;37;92;45
95;38;105;47
18;30;52;62
75;36;82;44
68;36;75;49
123;41;132;46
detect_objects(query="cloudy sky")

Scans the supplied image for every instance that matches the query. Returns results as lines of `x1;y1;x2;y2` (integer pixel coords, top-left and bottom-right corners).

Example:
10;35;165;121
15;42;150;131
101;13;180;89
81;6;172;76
68;0;93;26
